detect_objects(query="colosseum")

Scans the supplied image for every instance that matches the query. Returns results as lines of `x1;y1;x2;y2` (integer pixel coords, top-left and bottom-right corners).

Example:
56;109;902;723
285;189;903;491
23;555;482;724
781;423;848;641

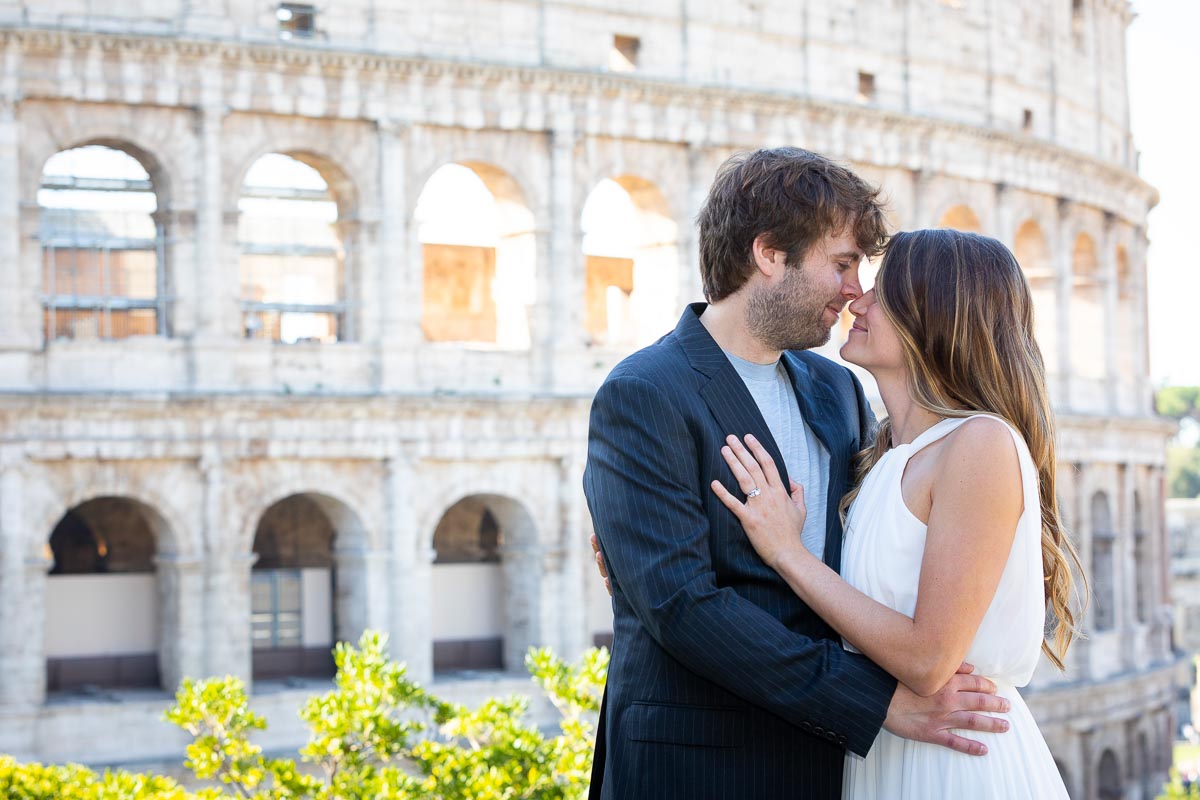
0;1;1180;797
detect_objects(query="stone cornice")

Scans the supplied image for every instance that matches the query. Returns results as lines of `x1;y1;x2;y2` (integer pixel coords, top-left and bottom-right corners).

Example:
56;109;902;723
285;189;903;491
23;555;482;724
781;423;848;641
0;27;1157;223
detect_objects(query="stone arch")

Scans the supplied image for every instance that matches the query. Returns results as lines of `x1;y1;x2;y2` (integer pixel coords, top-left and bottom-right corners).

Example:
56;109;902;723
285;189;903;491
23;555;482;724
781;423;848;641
43;494;174;693
580;174;680;347
936;204;983;233
247;490;372;680
29;475;193;562
231;145;361;223
1090;490;1116;632
414;160;536;347
406;136;544;224
21;105;186;206
237;480;379;557
427;492;542;672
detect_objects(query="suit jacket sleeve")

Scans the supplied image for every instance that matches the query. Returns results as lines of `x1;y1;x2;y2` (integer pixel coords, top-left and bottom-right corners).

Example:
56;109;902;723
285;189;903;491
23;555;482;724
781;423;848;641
584;374;895;756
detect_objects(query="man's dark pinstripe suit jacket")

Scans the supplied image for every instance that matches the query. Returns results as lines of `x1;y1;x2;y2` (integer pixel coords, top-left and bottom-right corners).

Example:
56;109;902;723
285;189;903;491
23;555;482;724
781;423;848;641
584;303;898;800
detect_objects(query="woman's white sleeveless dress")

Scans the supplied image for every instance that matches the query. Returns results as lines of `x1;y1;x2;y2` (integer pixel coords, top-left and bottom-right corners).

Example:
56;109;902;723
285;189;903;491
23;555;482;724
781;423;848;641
840;415;1069;799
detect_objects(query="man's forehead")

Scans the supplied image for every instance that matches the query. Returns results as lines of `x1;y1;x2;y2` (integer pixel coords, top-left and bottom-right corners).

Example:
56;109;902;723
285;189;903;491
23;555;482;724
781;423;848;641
814;228;864;260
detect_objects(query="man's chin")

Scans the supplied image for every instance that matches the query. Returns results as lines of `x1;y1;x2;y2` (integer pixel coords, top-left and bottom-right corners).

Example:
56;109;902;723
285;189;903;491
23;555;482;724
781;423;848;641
784;328;832;352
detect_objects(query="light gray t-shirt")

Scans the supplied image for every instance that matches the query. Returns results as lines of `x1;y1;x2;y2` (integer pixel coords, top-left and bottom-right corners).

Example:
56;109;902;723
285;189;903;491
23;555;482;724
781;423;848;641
724;352;830;561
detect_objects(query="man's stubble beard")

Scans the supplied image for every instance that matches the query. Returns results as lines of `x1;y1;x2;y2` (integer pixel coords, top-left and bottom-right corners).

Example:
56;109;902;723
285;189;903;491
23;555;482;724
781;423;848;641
745;264;833;352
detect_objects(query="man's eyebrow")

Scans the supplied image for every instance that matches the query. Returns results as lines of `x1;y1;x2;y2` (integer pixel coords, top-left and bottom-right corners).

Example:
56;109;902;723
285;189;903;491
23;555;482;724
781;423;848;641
831;251;864;260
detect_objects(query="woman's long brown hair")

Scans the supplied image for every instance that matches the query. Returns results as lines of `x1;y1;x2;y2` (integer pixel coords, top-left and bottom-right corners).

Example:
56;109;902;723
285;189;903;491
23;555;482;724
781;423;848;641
840;228;1085;670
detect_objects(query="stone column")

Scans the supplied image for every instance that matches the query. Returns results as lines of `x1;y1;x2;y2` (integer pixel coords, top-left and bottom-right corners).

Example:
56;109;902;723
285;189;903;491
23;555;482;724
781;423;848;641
537;118;578;390
155;553;207;690
0;91;30;349
557;456;589;659
205;551;256;685
193;104;228;338
501;539;543;673
384;456;433;681
682;141;709;307
1054;199;1074;410
1131;227;1151;415
911;168;933;227
332;544;391;644
199;451;254;682
1116;463;1135;670
0;458;50;711
1100;214;1119;413
992;182;1014;247
375;120;416;389
1079;726;1095;800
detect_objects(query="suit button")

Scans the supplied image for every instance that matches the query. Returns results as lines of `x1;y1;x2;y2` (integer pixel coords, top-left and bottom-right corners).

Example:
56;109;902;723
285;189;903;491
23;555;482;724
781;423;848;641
838;736;848;746
813;726;825;736
826;732;838;743
799;722;812;732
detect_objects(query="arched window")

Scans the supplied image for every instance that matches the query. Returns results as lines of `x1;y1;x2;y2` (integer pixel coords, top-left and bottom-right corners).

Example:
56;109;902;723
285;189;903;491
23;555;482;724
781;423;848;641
415;163;534;348
581;176;679;347
239;154;346;343
39;145;166;340
937;204;982;233
431;494;540;673
1013;220;1057;374
1091;491;1115;631
45;497;162;692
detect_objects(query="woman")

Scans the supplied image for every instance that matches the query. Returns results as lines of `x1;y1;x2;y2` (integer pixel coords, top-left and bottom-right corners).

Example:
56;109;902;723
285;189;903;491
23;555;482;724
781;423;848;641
711;228;1081;798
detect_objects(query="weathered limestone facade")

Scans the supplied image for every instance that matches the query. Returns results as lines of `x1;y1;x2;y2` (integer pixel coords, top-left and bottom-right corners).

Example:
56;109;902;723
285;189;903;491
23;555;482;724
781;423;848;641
0;2;1178;797
1169;498;1200;731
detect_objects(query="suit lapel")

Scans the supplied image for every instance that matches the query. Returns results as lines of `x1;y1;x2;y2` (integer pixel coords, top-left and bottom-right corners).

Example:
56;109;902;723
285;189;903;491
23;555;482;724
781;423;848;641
781;351;847;573
676;304;791;491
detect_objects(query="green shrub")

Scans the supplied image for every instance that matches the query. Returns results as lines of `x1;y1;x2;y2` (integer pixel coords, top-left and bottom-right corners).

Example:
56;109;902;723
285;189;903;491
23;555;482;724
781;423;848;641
0;632;607;800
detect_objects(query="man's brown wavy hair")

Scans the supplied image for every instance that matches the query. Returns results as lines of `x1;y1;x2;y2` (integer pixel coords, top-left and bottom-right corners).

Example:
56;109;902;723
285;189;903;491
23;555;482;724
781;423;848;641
697;147;889;302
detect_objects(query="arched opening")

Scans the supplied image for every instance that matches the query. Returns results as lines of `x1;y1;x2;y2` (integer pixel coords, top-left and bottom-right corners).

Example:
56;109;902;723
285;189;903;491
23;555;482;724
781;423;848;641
1014;220;1058;374
250;493;369;680
1097;748;1121;800
936;204;982;233
45;497;164;692
39;145;167;340
580;176;679;347
239;153;348;343
431;494;540;673
415;163;534;348
1070;233;1105;382
1091;491;1116;632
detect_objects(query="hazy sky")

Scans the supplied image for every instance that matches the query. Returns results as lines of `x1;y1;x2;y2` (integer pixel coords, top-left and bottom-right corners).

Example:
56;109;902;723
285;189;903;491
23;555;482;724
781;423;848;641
1128;1;1200;386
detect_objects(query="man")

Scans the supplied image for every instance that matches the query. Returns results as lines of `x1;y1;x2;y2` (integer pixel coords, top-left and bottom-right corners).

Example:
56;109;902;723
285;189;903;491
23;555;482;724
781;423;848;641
583;148;1009;800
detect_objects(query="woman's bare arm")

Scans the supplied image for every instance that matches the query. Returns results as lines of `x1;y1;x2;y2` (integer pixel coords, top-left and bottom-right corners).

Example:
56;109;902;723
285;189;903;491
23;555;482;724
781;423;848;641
713;417;1023;696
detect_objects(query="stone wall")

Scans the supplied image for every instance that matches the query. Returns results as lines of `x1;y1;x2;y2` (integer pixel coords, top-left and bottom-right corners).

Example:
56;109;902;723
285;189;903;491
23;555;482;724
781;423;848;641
0;3;1179;798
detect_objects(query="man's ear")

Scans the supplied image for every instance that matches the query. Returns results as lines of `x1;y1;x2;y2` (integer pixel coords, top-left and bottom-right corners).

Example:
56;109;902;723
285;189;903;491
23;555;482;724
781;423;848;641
751;234;787;278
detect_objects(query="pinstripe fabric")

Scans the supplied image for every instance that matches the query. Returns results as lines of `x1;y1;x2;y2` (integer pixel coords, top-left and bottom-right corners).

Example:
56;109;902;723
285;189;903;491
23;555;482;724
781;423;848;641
585;304;897;800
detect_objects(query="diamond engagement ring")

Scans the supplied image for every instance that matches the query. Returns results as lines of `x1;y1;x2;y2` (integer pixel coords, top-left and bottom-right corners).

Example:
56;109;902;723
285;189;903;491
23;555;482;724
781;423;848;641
746;488;762;499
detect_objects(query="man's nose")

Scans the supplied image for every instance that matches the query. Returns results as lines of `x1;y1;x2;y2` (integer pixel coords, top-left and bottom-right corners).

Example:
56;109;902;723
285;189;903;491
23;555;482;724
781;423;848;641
841;264;863;300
